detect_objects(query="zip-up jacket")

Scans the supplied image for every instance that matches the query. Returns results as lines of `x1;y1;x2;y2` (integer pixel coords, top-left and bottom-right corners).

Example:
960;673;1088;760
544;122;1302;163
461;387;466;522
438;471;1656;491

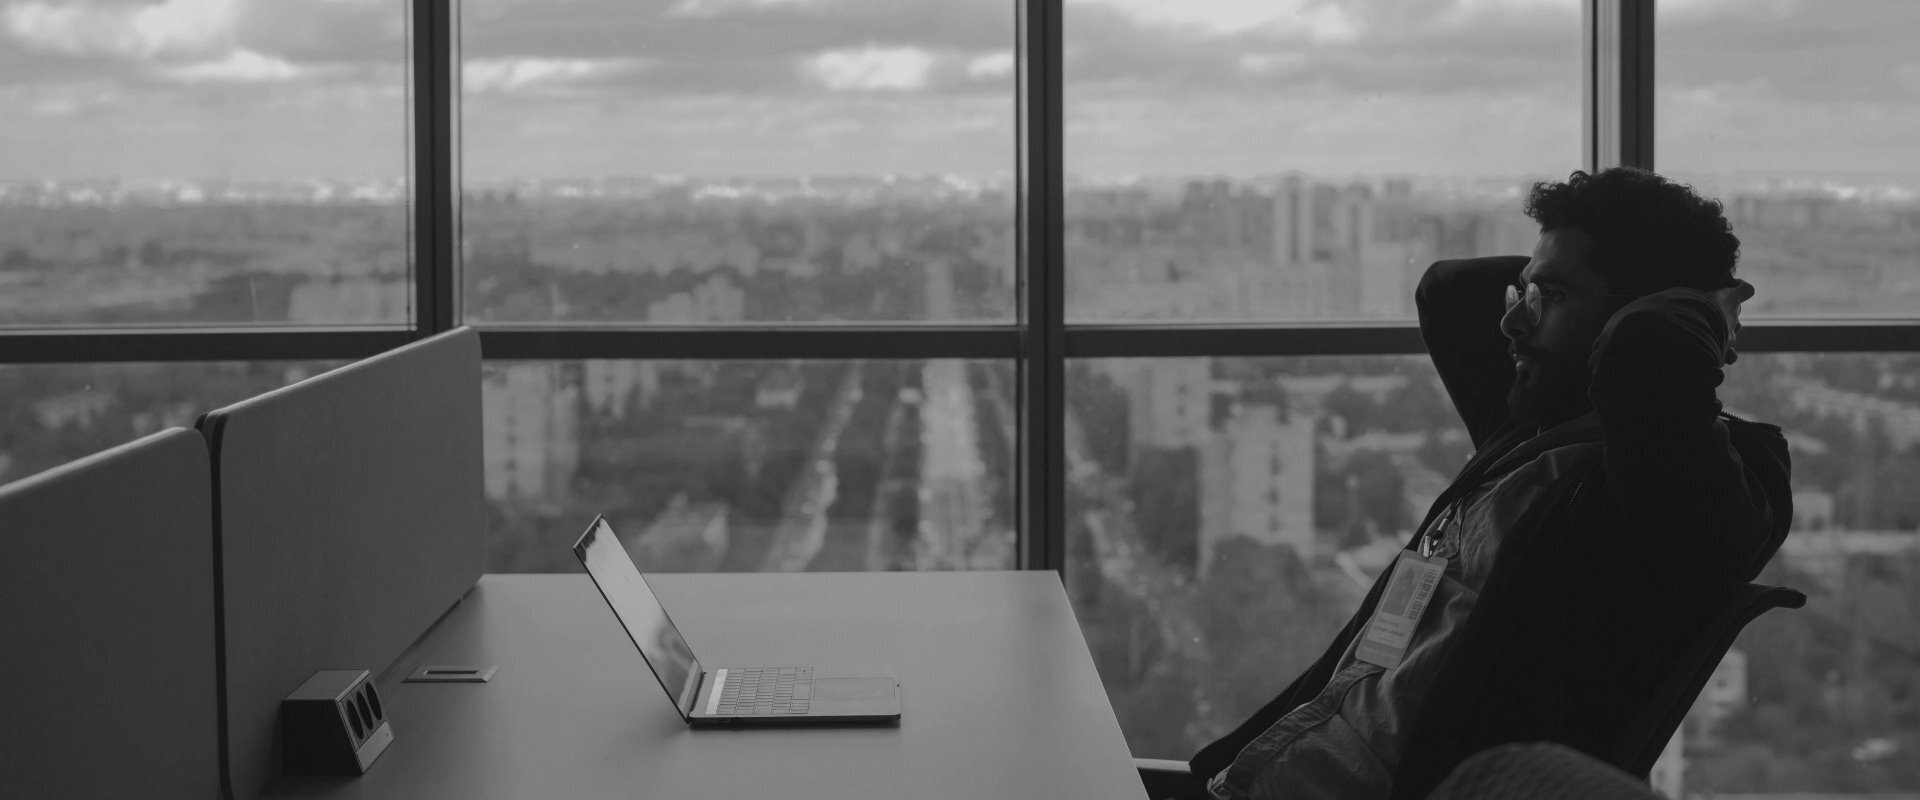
1190;255;1794;799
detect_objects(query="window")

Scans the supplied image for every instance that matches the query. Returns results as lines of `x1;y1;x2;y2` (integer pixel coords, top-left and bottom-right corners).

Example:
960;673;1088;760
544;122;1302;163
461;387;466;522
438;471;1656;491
1059;0;1582;763
1067;355;1455;757
3;3;1916;796
1657;0;1920;319
457;0;1023;575
1673;352;1920;795
481;359;1017;574
1063;0;1582;322
0;0;413;327
1654;3;1920;794
0;361;339;482
460;0;1017;324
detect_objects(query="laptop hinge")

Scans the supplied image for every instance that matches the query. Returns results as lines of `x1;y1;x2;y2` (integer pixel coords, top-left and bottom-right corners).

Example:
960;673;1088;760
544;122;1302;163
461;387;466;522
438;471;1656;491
686;670;709;718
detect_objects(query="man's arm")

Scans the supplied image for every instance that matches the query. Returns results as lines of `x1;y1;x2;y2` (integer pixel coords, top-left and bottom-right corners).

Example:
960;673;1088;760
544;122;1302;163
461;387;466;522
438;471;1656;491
1587;288;1781;582
1416;257;1526;449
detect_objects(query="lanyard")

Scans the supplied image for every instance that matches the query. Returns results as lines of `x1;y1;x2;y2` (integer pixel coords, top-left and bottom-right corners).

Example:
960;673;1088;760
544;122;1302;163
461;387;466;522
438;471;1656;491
1411;423;1534;559
1418;498;1463;558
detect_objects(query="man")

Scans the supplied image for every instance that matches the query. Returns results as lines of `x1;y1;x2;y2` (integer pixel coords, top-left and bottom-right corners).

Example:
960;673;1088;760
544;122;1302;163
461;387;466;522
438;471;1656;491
1191;167;1793;799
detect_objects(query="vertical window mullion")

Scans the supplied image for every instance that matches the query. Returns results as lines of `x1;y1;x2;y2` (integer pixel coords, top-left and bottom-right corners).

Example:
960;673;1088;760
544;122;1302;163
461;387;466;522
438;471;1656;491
411;0;461;338
1587;0;1656;171
1017;0;1066;573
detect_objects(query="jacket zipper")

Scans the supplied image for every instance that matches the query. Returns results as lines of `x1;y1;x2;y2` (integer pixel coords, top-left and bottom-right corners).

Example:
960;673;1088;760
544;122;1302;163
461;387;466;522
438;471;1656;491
1564;476;1588;512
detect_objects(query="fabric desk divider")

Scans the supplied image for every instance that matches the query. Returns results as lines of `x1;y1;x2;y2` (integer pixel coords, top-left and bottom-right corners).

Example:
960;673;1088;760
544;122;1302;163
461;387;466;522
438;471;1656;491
0;428;222;800
201;327;486;800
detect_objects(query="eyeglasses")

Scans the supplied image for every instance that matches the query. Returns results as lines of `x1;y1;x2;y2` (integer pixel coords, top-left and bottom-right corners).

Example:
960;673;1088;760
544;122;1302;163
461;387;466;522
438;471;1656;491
1504;282;1640;326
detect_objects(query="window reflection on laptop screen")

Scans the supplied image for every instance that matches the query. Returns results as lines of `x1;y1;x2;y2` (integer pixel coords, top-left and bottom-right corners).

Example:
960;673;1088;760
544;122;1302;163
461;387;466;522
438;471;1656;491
573;518;703;711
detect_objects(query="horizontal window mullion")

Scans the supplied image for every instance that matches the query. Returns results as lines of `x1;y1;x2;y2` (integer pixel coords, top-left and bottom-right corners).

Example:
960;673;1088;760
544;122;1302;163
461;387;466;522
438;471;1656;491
6;322;1917;365
1067;322;1920;359
478;326;1023;361
1737;322;1920;353
1065;324;1427;358
0;329;413;364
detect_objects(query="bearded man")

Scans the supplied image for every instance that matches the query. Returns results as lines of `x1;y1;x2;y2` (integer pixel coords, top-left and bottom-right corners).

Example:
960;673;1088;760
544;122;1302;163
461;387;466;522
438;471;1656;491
1192;167;1792;800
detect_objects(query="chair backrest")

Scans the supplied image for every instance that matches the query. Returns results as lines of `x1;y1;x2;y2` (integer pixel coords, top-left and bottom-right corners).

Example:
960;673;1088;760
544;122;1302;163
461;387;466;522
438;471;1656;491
0;428;221;800
199;327;485;800
1612;582;1806;776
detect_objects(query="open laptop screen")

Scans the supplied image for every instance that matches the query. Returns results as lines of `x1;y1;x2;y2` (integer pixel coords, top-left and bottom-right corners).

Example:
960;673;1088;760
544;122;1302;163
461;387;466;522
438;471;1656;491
573;517;705;716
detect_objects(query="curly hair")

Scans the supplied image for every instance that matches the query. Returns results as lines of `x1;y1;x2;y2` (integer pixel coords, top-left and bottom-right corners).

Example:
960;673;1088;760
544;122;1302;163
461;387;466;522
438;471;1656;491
1523;168;1740;296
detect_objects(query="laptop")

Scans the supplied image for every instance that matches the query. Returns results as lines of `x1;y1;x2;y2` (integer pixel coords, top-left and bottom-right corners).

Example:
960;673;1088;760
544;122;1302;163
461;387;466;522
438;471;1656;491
572;516;902;726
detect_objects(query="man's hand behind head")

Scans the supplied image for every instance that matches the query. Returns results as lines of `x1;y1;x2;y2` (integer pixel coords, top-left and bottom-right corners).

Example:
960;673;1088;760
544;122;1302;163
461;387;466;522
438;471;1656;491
1707;279;1755;364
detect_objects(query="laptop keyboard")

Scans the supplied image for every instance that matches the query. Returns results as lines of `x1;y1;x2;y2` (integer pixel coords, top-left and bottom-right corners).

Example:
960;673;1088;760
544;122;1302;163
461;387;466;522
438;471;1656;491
716;667;813;716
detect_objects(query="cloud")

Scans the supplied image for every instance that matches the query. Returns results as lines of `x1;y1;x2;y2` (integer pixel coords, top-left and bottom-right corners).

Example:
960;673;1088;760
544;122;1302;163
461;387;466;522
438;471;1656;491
464;57;647;93
2;0;240;59
1279;3;1361;44
1663;0;1803;20
1073;0;1360;42
665;0;827;18
1444;0;1576;14
1238;52;1307;76
1074;0;1295;36
804;45;933;92
160;48;301;82
965;50;1012;80
463;91;1014;180
231;0;402;65
1431;0;1577;28
1660;0;1920;103
0;0;1912;184
0;78;119;117
1062;0;1587;99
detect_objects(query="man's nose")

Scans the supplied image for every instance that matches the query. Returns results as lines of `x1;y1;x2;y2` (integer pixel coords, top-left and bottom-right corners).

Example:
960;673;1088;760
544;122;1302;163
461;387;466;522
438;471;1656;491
1499;298;1531;343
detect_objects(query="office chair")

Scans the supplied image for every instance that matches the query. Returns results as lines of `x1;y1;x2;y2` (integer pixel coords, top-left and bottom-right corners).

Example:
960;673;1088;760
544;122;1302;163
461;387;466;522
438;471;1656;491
1131;582;1806;800
1136;758;1208;800
1608;582;1805;778
1424;742;1664;800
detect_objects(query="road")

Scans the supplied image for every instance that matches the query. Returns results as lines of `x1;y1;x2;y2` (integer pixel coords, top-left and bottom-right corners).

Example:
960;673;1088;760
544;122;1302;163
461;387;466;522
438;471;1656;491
911;256;1004;569
758;255;1001;572
758;361;865;571
1062;409;1207;683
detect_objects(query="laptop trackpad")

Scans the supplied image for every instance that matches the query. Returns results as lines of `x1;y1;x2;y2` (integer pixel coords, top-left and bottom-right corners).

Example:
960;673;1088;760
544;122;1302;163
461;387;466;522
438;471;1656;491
814;678;895;701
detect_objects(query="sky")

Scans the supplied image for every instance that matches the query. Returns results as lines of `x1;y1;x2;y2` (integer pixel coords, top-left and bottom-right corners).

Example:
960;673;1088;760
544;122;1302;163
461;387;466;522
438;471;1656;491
0;0;1913;184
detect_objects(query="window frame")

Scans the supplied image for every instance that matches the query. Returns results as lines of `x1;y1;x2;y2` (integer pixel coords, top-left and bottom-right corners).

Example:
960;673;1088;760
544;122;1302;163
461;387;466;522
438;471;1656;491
2;0;1918;575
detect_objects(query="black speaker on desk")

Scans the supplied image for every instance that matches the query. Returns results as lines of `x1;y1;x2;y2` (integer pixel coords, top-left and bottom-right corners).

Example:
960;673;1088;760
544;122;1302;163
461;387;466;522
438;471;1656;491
282;669;393;775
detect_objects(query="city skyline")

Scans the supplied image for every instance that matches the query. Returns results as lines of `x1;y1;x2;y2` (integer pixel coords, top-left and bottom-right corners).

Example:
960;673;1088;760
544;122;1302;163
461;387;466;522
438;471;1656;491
3;172;1916;793
6;171;1916;331
5;167;1917;210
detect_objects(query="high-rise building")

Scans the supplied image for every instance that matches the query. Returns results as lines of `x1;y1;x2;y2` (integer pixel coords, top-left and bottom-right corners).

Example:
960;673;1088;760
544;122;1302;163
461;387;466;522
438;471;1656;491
482;363;581;504
1691;649;1749;745
583;360;659;420
1180;179;1243;246
1359;240;1418;318
1345;182;1377;260
1648;730;1685;800
1264;176;1331;317
1273;174;1315;268
1067;186;1155;246
1128;359;1216;450
1198;402;1317;573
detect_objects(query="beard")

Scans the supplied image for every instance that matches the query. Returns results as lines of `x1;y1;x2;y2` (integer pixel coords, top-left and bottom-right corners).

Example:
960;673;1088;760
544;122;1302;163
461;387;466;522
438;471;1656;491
1507;356;1593;428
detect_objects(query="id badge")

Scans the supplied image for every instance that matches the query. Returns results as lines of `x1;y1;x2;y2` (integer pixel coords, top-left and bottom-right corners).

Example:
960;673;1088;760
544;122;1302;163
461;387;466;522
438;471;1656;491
1355;552;1447;669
